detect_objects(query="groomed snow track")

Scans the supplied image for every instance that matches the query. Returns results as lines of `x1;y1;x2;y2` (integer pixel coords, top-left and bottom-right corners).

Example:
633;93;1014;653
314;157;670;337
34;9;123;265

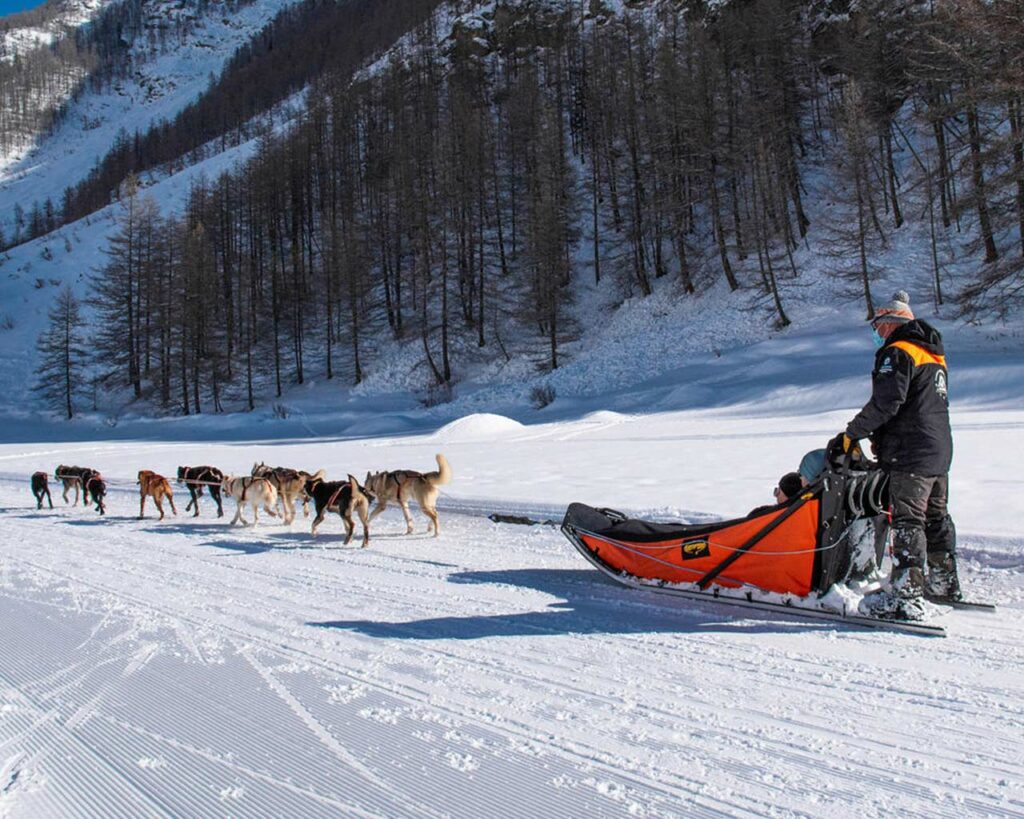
1;471;1023;817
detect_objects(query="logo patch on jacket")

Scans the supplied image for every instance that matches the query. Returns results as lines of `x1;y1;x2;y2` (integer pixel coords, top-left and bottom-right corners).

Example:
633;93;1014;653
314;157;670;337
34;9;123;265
877;355;894;375
935;370;948;401
680;539;711;560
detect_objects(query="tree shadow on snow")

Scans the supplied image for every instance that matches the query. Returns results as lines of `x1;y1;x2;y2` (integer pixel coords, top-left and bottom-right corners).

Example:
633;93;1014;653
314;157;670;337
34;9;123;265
309;568;831;639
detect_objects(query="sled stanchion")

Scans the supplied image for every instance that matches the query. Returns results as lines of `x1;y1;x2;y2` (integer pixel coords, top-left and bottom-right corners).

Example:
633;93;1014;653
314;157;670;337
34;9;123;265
696;489;819;590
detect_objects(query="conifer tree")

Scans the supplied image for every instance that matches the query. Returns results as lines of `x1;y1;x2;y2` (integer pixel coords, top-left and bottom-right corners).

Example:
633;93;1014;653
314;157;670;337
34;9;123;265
33;286;87;420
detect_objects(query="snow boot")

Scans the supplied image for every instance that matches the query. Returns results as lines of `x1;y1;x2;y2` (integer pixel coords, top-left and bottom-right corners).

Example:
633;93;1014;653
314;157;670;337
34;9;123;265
926;553;962;602
861;567;928;621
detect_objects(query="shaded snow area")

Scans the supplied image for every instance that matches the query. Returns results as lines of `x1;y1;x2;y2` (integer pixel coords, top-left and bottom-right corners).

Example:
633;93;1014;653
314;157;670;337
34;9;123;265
1;400;1023;816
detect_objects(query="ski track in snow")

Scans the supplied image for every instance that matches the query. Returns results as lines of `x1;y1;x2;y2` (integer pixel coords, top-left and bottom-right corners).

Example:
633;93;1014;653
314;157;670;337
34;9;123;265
0;456;1023;817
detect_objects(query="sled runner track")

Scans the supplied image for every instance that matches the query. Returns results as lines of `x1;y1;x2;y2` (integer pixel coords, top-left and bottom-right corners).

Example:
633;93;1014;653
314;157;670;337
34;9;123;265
4;536;1019;818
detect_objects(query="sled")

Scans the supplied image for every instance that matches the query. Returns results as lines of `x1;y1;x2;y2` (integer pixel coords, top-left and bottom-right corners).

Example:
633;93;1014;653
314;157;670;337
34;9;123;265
558;464;943;634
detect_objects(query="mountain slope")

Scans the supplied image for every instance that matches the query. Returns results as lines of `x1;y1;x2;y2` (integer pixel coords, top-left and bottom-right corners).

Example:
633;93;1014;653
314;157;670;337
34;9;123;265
0;0;303;240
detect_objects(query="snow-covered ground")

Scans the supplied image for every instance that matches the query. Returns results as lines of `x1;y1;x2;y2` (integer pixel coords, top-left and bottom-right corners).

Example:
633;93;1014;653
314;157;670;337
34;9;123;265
1;395;1022;816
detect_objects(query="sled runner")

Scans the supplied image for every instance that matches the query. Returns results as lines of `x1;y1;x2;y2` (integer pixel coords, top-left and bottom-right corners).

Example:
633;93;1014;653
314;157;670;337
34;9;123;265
560;463;949;636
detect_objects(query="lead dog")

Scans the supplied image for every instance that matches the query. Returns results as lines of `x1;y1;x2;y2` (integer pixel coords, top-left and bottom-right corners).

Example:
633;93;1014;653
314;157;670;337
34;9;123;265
177;465;225;517
304;474;374;546
138;470;177;520
222;475;279;526
251;463;322;524
364;453;451;537
31;472;53;509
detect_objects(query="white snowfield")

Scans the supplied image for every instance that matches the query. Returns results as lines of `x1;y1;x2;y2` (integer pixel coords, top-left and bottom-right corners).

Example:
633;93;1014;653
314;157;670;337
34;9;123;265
1;406;1022;817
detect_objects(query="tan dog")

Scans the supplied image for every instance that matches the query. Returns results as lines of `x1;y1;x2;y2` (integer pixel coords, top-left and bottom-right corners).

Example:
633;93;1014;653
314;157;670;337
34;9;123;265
138;470;177;520
222;476;279;527
251;463;322;524
365;453;451;537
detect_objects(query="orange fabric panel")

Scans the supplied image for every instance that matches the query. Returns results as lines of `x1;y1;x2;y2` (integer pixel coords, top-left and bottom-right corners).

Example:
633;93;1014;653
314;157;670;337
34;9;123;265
890;340;946;368
580;500;820;597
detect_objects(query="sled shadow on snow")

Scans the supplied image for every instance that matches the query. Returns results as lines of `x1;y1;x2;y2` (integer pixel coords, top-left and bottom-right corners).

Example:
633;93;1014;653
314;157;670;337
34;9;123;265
309;568;829;639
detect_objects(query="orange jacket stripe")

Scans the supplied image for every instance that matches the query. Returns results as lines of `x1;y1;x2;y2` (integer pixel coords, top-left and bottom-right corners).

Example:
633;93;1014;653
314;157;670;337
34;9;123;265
890;340;946;368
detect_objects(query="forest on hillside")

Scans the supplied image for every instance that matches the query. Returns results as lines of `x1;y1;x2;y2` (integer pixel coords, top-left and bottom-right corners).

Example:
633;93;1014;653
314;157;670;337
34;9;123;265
29;0;1024;418
0;0;252;210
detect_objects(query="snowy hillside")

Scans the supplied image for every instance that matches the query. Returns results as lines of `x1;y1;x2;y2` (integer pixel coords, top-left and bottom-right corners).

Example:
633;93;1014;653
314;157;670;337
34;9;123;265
0;0;301;235
0;0;110;59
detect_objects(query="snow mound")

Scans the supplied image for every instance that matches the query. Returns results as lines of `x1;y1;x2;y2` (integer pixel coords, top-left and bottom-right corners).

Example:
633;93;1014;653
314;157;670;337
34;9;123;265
430;413;524;442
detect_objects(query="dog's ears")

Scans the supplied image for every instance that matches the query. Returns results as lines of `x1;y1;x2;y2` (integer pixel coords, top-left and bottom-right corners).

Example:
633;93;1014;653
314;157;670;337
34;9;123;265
347;474;358;487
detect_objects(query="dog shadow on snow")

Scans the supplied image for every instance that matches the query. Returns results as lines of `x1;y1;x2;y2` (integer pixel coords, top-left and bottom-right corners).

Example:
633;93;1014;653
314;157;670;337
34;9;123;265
310;568;822;638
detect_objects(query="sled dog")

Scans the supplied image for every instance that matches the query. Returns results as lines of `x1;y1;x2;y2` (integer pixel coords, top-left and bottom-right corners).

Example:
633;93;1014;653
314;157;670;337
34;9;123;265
251;463;322;524
304;474;374;546
31;472;53;509
177;465;225;518
138;470;177;520
84;473;106;515
222;476;279;526
55;464;88;505
365;453;451;537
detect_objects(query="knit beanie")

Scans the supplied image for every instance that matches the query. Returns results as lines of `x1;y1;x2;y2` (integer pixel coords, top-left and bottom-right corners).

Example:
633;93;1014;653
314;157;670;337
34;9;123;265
871;290;914;324
778;472;803;500
798;449;827;483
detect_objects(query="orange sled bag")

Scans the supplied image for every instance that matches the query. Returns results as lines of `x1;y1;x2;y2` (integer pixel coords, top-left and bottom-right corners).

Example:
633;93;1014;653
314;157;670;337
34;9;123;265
561;464;888;599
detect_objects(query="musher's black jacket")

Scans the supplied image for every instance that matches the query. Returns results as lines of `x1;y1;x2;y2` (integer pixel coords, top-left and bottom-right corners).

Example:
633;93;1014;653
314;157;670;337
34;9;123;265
846;320;952;476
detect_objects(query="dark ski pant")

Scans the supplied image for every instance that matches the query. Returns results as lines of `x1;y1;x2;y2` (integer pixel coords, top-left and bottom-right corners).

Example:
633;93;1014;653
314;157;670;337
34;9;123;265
888;472;956;572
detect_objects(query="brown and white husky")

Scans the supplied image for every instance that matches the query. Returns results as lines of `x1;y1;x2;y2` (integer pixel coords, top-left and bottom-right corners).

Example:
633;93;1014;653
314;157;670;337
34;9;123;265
251;462;322;524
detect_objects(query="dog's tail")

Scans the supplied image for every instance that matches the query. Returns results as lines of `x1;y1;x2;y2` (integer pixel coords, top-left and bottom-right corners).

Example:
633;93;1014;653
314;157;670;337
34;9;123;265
425;453;452;487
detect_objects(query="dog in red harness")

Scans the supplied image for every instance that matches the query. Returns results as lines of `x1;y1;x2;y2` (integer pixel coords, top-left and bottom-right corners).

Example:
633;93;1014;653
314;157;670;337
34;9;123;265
304;475;375;546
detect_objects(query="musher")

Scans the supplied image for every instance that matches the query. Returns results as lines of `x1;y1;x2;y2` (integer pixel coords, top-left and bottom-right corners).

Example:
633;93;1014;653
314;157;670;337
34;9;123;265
828;290;961;619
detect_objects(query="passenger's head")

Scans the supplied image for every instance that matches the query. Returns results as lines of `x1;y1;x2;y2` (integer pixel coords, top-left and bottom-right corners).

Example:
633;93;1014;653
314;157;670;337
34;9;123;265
798;449;827;486
774;472;803;504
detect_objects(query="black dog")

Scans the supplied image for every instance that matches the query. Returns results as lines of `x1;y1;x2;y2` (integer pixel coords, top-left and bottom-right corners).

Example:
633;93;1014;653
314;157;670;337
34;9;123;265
304;475;375;546
177;465;225;517
83;472;106;514
31;472;53;509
